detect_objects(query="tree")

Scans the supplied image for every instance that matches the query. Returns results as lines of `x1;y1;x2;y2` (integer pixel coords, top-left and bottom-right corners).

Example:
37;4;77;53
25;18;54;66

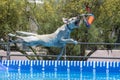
0;0;29;41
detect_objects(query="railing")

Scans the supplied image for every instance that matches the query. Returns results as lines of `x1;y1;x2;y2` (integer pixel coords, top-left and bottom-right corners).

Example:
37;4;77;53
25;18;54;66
77;42;120;45
0;41;120;60
0;42;10;60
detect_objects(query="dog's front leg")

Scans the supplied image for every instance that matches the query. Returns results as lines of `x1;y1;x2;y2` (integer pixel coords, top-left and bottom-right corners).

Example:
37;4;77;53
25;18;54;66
60;38;78;44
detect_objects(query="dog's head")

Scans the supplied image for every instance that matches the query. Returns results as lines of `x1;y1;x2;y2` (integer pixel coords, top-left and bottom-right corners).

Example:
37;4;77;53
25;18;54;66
62;16;81;30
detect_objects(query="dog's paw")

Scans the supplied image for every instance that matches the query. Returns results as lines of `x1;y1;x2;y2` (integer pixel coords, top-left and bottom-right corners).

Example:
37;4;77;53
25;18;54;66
74;41;78;45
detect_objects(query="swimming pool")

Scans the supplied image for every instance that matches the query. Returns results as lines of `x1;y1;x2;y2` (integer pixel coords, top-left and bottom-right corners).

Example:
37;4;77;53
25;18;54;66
0;60;120;80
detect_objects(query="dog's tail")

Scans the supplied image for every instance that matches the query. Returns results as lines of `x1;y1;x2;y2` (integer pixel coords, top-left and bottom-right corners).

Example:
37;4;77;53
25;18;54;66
16;31;37;36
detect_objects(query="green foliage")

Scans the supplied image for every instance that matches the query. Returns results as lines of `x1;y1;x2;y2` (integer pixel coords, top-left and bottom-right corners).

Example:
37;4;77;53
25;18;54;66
27;0;64;34
96;0;120;43
0;0;29;40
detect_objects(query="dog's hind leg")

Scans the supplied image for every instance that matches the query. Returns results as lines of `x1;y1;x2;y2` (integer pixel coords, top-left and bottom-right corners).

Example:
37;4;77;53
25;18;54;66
57;47;65;60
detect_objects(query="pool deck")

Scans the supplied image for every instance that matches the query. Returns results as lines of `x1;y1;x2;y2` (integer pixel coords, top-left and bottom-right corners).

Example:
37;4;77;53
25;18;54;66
87;50;120;61
0;50;120;61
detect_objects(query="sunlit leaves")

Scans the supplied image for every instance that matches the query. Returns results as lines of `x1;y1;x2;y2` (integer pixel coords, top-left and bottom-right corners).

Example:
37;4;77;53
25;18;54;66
0;0;29;40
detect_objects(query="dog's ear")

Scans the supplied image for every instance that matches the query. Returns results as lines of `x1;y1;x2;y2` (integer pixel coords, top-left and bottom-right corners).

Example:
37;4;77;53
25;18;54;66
62;18;68;24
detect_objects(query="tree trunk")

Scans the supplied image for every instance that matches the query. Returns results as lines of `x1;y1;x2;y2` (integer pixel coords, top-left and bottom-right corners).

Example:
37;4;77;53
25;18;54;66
83;46;97;61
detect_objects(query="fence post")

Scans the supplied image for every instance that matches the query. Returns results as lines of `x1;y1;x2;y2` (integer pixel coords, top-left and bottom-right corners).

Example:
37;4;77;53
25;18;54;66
6;36;10;60
64;46;66;60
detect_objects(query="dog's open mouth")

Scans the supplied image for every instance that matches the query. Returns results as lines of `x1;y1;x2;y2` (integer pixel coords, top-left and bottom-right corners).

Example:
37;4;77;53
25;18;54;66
74;19;80;26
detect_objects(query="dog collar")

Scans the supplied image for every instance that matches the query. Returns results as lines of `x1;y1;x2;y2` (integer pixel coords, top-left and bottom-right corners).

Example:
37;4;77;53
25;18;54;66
66;24;73;31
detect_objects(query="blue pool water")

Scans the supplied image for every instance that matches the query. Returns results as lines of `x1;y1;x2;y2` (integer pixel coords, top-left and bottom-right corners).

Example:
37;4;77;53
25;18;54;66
0;60;120;80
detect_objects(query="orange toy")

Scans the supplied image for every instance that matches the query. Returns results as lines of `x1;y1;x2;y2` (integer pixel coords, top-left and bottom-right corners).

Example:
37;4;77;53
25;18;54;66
87;15;94;25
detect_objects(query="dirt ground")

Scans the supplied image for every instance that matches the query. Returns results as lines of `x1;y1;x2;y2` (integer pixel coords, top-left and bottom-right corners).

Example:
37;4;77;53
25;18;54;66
0;50;120;61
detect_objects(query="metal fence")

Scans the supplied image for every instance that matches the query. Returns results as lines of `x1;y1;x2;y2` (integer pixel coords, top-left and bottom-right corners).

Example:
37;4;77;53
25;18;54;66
0;41;120;60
